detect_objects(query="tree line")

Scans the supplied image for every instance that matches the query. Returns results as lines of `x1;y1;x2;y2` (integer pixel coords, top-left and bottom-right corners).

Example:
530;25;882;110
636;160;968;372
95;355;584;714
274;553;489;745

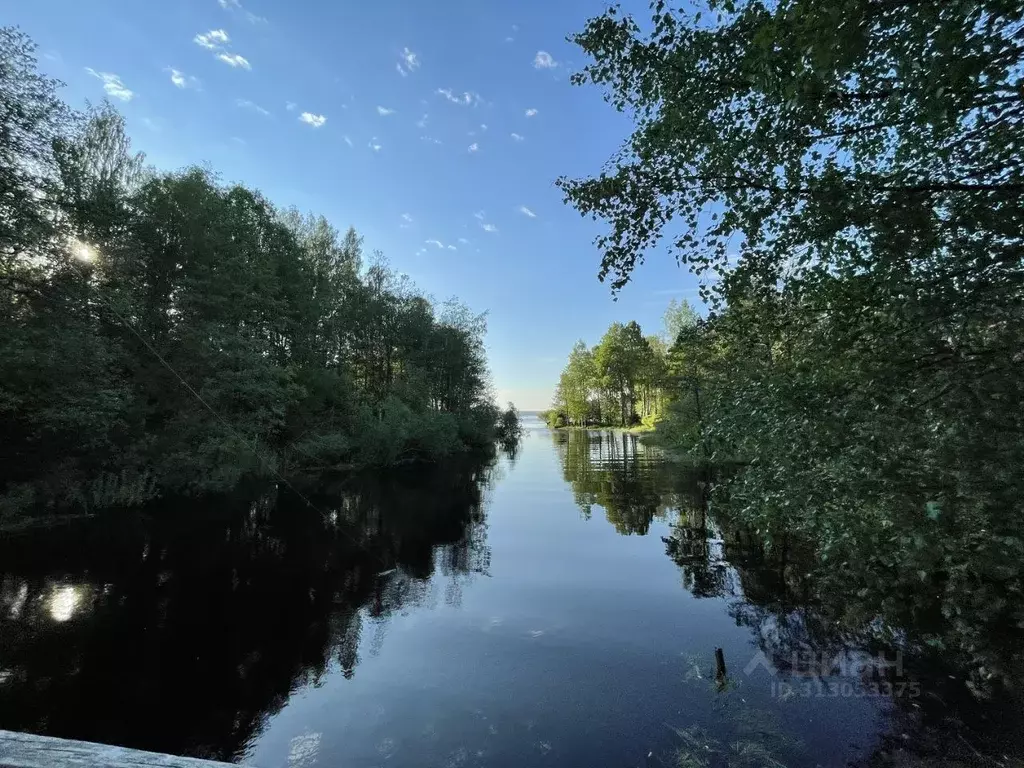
542;299;697;428
0;29;518;522
560;0;1024;694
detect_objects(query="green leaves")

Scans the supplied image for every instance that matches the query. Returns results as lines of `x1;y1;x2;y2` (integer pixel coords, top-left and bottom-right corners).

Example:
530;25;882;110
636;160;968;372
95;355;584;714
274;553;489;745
0;30;505;517
561;0;1024;692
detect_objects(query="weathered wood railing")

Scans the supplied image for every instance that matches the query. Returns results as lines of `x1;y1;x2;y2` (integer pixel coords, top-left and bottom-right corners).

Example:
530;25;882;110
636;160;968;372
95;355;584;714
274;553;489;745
0;730;254;768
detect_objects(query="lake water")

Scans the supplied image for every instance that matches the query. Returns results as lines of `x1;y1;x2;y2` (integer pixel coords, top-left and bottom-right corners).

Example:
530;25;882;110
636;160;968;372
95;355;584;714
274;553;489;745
0;414;1017;766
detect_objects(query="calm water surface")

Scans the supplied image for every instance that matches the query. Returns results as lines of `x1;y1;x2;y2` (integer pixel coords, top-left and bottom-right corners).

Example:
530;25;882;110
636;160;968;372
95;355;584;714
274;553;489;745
0;415;1001;766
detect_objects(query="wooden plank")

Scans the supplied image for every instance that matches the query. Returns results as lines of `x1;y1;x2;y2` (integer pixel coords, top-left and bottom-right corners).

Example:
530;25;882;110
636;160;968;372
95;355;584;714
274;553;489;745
0;730;252;768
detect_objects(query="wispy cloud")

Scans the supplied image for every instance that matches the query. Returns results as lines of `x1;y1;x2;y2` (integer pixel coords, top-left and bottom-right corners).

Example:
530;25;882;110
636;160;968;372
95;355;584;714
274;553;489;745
468;142;479;153
446;244;457;251
505;37;514;43
85;68;134;101
518;205;536;218
236;98;270;116
420;136;442;145
377;106;396;116
299;112;327;128
511;133;524;142
218;0;266;24
436;88;479;106
401;213;413;223
230;136;246;146
369;137;382;151
426;239;444;249
533;51;558;69
285;101;297;111
525;108;538;117
217;52;251;69
396;47;420;76
195;28;251;68
166;68;199;89
458;237;470;245
194;29;229;50
480;123;488;131
416;113;429;128
141;117;161;132
343;135;353;147
475;211;499;233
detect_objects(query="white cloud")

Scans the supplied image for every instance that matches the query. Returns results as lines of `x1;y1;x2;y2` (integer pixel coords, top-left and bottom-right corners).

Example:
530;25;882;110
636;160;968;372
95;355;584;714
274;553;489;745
415;248;427;256
396;46;420;76
519;205;536;218
525;108;538;117
194;29;229;50
426;239;444;249
195;30;250;68
512;24;519;31
446;244;457;251
219;0;266;24
481;223;498;233
299;112;327;128
377;106;396;116
141;117;161;132
217;52;251;69
473;211;485;220
369;137;382;151
534;51;558;69
468;142;479;153
505;37;514;43
286;101;297;111
458;237;470;244
236;98;270;116
480;123;487;131
85;68;134;101
420;136;442;145
511;132;524;142
416;113;428;128
343;135;353;147
166;68;199;89
230;136;246;145
401;213;413;223
436;88;479;106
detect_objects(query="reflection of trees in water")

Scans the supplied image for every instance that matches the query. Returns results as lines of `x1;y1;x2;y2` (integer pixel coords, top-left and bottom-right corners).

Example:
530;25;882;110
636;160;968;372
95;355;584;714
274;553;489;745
555;430;674;535
556;431;1024;764
0;459;494;762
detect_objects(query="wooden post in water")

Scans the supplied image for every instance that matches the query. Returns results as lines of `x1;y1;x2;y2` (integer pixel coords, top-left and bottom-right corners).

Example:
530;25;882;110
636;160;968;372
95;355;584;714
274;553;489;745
715;647;728;690
0;730;252;768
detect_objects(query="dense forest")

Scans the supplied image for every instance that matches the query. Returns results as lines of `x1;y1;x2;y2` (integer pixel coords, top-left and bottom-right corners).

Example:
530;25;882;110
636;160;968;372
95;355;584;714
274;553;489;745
542;300;696;428
557;0;1024;692
0;28;517;523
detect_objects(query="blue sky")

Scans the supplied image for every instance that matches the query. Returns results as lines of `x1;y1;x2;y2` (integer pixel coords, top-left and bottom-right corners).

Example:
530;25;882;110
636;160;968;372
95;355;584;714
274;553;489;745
5;0;703;409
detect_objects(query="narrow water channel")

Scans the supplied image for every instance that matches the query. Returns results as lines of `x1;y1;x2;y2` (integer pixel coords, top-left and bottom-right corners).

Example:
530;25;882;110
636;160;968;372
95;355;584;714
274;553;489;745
0;415;1010;766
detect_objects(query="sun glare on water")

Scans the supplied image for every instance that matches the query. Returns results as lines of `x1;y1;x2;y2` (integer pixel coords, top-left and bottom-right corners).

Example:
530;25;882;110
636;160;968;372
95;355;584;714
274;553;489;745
71;240;96;263
48;585;83;622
